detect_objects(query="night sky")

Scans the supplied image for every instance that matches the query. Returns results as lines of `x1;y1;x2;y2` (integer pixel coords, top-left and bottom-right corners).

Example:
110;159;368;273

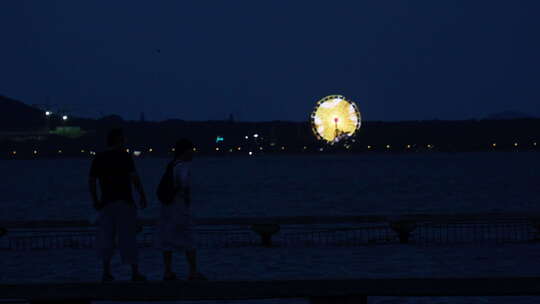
1;0;539;122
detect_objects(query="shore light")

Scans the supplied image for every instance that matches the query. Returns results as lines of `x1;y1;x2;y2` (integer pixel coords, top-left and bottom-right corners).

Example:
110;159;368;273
249;151;253;156
216;147;220;151
133;151;142;157
386;145;391;149
33;150;38;155
149;148;153;152
62;115;68;121
45;111;52;116
253;134;259;138
514;142;518;147
492;143;497;148
12;151;16;155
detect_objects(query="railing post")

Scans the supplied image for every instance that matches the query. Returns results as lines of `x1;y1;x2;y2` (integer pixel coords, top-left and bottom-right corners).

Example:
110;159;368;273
251;224;280;247
309;295;368;304
389;220;417;244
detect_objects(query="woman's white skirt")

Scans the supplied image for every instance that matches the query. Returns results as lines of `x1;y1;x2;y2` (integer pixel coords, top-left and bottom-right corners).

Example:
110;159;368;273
155;195;194;251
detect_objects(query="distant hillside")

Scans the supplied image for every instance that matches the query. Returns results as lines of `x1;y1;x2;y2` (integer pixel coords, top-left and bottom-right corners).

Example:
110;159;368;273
485;111;536;120
0;95;46;131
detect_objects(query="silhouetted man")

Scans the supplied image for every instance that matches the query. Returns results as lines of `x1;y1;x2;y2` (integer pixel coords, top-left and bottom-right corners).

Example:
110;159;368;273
89;128;147;282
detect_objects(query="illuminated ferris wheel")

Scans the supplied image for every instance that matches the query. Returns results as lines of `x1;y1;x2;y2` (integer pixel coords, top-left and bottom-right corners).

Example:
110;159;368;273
310;95;362;143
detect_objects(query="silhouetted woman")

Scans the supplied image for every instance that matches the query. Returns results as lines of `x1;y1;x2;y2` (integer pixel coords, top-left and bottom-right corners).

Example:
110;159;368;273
156;139;206;281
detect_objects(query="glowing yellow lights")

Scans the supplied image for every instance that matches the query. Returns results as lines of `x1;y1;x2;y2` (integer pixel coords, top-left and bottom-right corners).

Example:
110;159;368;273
81;149;85;153
11;151;16;155
33;150;38;154
303;146;307;150
193;148;197;152
126;149;130;153
427;144;433;149
514;142;519;147
386;145;391;149
367;145;372;149
311;95;362;143
58;150;62;154
406;145;411;149
492;143;497;148
149;148;153;152
171;148;176;152
237;147;242;151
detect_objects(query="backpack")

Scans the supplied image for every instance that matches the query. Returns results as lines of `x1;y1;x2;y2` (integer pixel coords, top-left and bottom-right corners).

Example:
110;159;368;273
156;161;181;205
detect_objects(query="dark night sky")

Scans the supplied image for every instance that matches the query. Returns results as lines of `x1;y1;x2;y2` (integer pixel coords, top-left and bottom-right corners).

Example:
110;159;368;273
1;1;539;121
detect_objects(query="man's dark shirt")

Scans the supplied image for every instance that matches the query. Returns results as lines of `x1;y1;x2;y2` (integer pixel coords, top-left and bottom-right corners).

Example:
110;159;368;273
89;150;135;205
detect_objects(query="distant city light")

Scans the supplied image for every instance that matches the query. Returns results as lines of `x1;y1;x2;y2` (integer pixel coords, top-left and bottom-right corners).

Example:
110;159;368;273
534;142;538;146
367;145;372;149
492;143;497;148
12;151;16;155
249;151;253;156
215;147;220;151
45;111;52;116
133;151;142;157
245;136;249;139
149;148;153;152
81;149;85;153
303;146;307;150
253;134;259;138
237;147;242;151
386;145;391;149
259;147;263;150
514;142;518;147
62;115;68;121
216;136;224;143
281;146;285;150
33;150;37;154
427;144;433;149
126;149;130;153
58;150;62;154
193;147;197;152
406;145;411;149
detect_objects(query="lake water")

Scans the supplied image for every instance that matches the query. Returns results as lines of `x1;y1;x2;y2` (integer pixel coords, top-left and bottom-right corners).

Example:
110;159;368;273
1;152;540;303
